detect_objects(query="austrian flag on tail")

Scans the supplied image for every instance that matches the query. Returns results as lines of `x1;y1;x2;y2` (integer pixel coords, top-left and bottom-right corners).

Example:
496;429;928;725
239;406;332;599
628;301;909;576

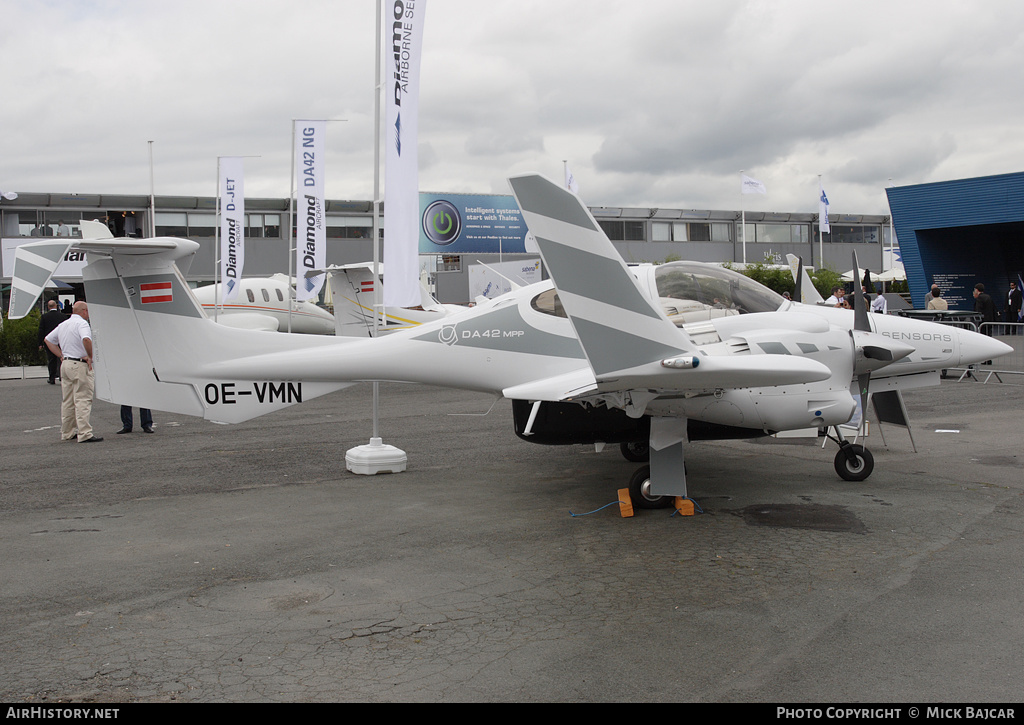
140;281;173;304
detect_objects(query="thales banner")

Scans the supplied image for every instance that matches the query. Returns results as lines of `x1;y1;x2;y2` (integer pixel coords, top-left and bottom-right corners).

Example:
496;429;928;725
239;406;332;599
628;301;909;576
295;120;326;302
384;0;427;308
219;156;245;302
419;193;529;254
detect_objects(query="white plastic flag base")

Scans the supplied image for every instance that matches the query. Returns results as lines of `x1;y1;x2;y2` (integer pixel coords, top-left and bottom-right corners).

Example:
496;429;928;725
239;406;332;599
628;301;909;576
345;437;407;475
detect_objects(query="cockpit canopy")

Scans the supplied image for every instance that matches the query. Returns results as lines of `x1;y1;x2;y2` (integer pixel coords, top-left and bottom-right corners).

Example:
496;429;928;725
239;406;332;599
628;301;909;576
530;261;785;325
654;262;785;323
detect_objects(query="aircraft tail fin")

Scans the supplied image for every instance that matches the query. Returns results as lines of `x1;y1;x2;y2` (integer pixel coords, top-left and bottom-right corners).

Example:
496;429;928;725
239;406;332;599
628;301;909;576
508;174;693;381
786;254;824;304
326;264;449;337
80;219;114;239
327;266;377;337
79;238;350;423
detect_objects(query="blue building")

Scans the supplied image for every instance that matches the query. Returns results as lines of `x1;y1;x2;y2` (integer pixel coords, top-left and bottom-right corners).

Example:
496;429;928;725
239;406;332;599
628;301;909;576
887;171;1024;312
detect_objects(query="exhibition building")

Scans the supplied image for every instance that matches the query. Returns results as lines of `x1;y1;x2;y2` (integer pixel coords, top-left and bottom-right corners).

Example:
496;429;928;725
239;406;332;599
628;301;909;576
3;170;1022;309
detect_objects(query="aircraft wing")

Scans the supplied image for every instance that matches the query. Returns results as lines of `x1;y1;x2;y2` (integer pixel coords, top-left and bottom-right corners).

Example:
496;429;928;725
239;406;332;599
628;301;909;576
503;367;597;402
509;174;832;396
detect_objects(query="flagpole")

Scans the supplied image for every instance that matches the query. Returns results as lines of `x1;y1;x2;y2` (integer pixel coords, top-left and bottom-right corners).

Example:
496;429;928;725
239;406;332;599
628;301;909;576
740;170;746;265
214;158;220;323
818;175;824;270
148;141;156;238
344;0;407;476
372;0;382;440
887;178;894;272
288;123;296;333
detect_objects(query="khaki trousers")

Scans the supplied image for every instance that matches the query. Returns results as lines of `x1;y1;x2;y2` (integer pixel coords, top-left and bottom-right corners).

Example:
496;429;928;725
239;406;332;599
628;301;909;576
60;359;95;442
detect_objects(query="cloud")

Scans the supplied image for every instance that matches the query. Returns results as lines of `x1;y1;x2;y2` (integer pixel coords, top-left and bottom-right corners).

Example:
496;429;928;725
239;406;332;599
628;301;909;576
2;0;1024;216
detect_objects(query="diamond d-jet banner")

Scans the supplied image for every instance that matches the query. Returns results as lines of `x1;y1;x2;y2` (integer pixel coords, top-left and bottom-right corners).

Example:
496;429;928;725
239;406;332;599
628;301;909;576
295;120;326;302
419;193;529;254
384;0;427;308
219;156;245;302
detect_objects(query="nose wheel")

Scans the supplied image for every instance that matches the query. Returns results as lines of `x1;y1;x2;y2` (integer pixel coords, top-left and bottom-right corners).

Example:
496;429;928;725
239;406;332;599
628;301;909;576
826;426;874;481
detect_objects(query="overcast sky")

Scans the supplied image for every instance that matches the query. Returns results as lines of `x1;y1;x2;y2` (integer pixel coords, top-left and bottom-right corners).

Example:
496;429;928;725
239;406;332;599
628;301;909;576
3;0;1023;217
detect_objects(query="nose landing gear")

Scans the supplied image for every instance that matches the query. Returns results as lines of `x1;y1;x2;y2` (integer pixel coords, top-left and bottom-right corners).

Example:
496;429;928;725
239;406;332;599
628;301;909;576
826;426;874;481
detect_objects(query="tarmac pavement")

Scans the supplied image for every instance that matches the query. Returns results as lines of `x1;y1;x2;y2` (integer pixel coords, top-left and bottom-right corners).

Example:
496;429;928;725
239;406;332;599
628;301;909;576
1;376;1022;703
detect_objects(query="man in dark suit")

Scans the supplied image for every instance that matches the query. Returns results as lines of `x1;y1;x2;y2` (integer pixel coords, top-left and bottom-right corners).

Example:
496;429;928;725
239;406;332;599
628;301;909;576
974;284;998;364
37;299;68;384
1006;280;1022;334
974;283;997;324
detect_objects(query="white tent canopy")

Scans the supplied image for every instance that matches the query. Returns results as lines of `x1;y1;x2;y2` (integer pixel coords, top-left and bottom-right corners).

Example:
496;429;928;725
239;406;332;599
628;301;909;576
842;263;905;283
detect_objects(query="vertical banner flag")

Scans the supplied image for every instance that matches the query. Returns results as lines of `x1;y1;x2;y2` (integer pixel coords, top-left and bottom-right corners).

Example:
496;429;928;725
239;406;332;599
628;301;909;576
741;174;767;195
295;120;326;302
819;182;831;233
565;164;579;194
384;0;428;308
219;157;245;301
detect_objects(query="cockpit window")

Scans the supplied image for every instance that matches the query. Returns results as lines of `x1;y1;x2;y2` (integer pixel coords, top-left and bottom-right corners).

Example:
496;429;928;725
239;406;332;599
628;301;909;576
528;262;784;323
530;287;566;317
655;262;784;325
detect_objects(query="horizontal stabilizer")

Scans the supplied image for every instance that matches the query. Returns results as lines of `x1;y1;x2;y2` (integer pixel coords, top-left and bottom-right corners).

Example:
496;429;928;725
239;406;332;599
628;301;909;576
7;237;198;319
7;240;74;319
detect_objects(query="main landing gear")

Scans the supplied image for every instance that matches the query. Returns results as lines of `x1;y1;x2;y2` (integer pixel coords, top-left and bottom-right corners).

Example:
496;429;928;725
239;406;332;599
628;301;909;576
627;465;673;510
618;422;876;512
620;443;687;510
825;426;874;482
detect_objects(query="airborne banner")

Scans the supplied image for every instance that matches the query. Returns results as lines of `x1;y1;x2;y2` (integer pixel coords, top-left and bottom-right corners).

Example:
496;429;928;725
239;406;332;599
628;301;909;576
295;120;326;302
384;0;428;308
219;156;245;302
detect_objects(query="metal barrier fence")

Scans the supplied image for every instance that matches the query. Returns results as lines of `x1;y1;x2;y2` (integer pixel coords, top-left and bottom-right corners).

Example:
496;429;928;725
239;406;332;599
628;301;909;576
929;319;1024;384
974;322;1024;383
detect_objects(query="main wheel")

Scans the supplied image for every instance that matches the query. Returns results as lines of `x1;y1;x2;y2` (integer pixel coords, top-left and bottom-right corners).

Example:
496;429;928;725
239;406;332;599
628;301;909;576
834;444;874;481
620;440;650;462
628;465;673;509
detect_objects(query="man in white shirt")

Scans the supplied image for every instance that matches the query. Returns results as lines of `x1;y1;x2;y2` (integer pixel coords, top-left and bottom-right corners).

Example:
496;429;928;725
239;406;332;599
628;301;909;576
871;293;887;314
44;301;103;443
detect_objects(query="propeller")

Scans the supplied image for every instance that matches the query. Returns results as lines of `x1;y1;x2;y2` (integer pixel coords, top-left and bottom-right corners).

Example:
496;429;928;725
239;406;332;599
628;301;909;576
851;251;873;433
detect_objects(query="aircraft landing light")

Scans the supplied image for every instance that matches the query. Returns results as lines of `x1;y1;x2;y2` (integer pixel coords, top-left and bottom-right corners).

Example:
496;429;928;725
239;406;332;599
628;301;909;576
662;356;699;369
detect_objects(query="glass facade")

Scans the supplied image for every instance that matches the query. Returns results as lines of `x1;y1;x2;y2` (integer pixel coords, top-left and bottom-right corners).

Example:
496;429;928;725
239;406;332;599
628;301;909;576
598;219;645;241
652;221;732;243
815;225;881;243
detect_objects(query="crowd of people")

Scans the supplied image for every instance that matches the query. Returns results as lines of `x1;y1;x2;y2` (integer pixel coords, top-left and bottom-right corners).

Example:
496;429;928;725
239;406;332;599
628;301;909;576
819;276;1023;332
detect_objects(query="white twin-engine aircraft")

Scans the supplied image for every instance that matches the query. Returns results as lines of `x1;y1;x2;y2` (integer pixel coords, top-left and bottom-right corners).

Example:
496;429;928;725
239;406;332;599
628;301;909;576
7;174;1011;509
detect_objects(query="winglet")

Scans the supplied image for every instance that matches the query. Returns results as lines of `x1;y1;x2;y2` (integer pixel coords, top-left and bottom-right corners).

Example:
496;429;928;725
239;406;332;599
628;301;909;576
508;174;692;380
